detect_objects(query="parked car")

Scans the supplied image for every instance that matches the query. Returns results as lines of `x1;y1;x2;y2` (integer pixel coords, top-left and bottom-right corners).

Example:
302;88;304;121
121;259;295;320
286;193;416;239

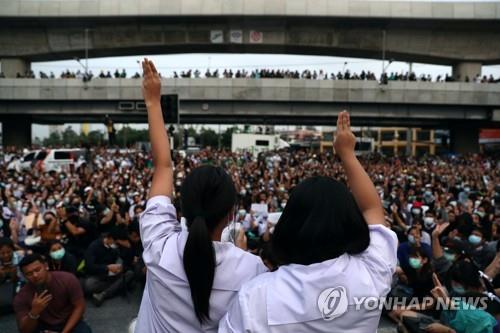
22;149;84;172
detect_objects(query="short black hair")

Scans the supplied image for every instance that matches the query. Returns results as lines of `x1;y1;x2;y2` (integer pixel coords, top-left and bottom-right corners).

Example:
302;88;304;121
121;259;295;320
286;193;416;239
448;259;481;289
19;254;46;270
0;237;15;250
271;176;370;265
128;220;140;235
407;226;422;235
109;226;128;241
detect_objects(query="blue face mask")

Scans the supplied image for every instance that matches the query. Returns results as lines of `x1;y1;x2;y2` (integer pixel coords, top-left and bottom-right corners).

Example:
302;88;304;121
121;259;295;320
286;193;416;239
409;257;422;270
468;235;482;245
452;283;466;295
50;248;65;261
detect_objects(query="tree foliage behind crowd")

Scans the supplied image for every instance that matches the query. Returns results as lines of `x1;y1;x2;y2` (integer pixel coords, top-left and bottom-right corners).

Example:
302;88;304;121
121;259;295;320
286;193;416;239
34;125;239;149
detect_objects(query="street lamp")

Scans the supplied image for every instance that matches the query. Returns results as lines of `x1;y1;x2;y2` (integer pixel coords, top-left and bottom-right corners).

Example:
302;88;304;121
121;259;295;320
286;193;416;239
74;28;90;81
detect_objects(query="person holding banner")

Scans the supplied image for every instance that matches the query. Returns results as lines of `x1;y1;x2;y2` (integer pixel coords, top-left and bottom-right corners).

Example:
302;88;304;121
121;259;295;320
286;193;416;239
134;59;267;333
219;111;398;332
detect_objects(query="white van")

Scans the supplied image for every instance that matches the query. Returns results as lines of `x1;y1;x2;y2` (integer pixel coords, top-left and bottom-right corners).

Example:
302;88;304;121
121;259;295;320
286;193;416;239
26;149;84;172
20;150;41;171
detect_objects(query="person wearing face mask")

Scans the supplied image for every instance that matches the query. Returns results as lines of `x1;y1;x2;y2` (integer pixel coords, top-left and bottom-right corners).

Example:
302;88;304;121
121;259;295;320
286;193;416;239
404;248;435;302
83;228;134;307
423;211;437;234
412;219;432;246
467;228;496;270
128;192;144;220
430;221;468;280
398;226;432;274
47;240;77;275
135;60;267;333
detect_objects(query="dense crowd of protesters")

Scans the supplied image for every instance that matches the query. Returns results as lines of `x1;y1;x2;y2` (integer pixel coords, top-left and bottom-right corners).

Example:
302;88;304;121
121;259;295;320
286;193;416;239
0;145;498;332
3;68;499;84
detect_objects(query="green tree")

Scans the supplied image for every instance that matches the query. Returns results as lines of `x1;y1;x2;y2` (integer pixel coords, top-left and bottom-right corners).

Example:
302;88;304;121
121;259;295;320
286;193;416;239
115;126;149;147
61;126;79;146
221;126;238;148
86;130;105;146
199;128;218;148
43;131;62;146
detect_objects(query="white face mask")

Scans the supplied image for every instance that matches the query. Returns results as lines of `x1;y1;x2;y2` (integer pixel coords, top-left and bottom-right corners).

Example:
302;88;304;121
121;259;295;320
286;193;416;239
424;217;435;228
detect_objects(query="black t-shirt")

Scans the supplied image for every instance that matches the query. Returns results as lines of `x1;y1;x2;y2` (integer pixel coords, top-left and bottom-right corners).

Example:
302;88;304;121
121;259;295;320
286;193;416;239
61;218;96;256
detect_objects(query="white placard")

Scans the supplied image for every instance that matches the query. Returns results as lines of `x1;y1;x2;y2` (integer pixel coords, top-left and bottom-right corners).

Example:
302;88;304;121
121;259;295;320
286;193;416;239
210;30;223;43
249;30;263;43
230;30;243;43
251;203;268;214
267;212;282;225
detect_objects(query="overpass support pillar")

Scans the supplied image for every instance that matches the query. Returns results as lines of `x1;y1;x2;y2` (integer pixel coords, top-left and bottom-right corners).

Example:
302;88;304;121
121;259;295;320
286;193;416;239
450;125;479;154
0;58;31;78
452;62;481;82
1;116;32;148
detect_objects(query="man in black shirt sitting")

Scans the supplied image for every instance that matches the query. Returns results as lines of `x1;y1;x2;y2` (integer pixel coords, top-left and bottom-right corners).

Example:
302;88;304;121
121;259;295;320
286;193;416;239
83;228;133;307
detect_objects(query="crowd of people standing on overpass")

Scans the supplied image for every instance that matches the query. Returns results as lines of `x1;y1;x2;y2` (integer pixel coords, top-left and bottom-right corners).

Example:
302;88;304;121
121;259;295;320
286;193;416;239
0;142;498;332
2;68;499;84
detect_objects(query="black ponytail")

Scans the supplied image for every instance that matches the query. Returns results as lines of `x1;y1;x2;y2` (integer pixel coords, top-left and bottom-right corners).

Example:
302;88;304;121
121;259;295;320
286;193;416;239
181;165;237;323
183;216;216;323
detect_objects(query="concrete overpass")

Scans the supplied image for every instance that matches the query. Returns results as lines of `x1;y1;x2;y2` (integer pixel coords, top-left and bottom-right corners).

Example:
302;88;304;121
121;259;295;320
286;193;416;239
0;78;499;152
1;1;500;80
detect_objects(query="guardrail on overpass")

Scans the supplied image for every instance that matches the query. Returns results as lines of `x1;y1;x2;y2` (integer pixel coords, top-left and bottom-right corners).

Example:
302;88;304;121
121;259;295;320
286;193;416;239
1;78;500;106
1;0;499;19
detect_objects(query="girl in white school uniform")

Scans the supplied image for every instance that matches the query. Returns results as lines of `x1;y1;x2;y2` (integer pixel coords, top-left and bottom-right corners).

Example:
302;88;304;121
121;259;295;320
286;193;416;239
219;111;398;333
135;59;267;333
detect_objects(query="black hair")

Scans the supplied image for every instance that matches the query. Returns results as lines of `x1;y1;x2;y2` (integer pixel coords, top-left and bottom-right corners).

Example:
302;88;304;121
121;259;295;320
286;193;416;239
19;253;46;270
407;225;422;235
128;220;140;235
180;165;237;323
109;226;128;241
448;259;482;290
271;176;370;265
0;237;14;250
471;227;483;235
47;239;63;247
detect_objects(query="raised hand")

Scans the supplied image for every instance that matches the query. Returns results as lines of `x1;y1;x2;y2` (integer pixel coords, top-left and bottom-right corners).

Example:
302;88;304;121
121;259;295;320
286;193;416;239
142;59;161;106
235;228;247;251
430;273;450;307
432;222;449;238
334;111;356;160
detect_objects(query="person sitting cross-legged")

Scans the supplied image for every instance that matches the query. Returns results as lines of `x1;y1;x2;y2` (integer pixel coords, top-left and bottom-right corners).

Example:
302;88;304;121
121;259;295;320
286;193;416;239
83;227;134;307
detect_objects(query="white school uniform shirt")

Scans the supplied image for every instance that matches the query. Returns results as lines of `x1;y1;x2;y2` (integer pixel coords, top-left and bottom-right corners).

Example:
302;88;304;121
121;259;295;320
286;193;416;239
219;224;398;333
135;196;268;333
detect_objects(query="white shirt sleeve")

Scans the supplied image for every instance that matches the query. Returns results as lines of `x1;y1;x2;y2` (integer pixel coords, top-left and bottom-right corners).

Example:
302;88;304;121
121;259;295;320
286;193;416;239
139;195;179;266
359;224;398;296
